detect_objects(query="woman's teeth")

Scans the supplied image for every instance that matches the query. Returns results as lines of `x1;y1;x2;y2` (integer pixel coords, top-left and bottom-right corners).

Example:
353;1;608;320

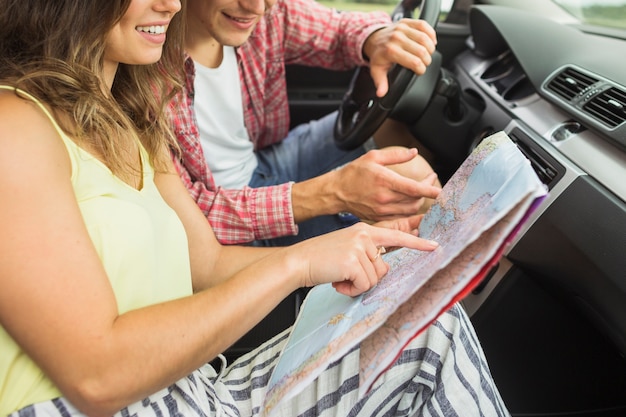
137;26;166;34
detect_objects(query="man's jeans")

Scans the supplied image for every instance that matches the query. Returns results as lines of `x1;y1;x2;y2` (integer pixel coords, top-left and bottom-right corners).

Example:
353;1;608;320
249;112;371;246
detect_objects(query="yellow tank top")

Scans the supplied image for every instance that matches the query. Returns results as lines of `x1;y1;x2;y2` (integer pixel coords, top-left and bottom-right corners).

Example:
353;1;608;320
0;86;193;414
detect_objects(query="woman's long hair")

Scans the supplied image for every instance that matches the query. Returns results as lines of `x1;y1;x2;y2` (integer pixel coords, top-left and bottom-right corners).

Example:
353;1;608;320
0;0;186;173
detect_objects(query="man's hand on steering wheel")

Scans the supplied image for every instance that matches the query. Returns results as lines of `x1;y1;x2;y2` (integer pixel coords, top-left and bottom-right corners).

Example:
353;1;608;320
363;19;437;97
334;0;442;150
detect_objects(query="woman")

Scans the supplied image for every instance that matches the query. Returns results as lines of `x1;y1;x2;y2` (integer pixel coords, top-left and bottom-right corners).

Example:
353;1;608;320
0;0;509;416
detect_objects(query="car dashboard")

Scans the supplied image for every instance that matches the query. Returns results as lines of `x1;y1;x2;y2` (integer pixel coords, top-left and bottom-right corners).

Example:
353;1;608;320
443;5;626;415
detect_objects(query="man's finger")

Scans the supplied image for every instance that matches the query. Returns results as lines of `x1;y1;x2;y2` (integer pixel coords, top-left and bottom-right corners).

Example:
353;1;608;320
369;65;390;97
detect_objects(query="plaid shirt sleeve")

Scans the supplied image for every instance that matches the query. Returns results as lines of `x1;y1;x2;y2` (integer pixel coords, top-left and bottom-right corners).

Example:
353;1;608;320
240;0;391;149
168;58;298;245
280;0;391;69
173;156;297;245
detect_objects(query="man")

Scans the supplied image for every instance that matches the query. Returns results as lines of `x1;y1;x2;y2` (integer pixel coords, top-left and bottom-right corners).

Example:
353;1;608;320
169;0;441;245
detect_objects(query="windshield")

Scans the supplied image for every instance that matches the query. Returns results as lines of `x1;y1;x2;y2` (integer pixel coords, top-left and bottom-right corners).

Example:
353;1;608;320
319;0;625;30
552;0;626;29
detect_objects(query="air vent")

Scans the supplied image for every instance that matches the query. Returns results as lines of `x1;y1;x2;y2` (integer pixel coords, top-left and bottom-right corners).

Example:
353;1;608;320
583;87;626;128
481;52;515;81
546;67;598;100
480;51;535;102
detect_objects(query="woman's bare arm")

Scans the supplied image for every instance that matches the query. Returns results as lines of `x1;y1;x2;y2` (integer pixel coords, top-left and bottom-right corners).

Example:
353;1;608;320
0;94;298;415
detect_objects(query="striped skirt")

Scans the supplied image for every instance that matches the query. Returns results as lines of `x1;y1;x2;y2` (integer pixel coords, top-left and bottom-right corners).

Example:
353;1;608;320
12;303;510;417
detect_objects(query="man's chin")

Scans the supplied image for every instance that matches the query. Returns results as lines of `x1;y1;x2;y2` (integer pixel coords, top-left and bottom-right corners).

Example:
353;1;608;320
217;32;254;48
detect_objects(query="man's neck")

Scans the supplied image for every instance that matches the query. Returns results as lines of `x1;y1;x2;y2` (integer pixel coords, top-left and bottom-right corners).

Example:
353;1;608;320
186;35;224;69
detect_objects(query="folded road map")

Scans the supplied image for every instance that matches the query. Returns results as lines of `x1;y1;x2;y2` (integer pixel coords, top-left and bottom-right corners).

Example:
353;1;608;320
263;131;548;416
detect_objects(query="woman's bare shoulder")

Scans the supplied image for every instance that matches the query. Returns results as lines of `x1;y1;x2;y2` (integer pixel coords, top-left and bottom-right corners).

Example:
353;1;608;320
0;89;53;133
0;89;71;175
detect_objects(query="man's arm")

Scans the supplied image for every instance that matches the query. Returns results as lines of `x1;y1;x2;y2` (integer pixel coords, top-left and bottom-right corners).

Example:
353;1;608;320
290;147;440;223
275;0;437;94
277;0;391;69
172;156;299;245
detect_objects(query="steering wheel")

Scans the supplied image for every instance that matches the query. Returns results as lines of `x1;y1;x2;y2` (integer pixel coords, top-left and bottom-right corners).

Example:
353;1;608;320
334;0;442;150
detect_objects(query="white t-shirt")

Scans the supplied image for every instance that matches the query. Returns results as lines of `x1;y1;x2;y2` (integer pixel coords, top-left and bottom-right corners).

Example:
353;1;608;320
193;46;257;189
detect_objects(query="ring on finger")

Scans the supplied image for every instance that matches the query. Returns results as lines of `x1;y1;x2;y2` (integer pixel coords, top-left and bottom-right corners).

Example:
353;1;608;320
372;246;387;262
